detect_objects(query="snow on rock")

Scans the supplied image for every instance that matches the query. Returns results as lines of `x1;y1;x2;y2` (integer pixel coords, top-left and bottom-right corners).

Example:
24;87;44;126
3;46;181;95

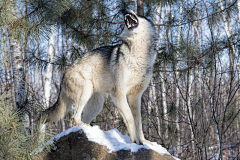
49;124;179;159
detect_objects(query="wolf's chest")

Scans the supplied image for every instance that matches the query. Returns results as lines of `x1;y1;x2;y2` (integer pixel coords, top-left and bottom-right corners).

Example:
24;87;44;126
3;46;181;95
126;64;152;88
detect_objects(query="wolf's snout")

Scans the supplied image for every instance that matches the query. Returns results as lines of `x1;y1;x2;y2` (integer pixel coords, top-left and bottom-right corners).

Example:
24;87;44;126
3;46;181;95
121;9;132;15
121;9;138;30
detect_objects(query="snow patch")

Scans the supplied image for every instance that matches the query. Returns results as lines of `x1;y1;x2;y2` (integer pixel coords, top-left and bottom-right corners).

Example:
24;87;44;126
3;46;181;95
48;124;179;159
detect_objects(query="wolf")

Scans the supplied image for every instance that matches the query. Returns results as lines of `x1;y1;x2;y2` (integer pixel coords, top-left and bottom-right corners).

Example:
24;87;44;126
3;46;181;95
42;9;157;145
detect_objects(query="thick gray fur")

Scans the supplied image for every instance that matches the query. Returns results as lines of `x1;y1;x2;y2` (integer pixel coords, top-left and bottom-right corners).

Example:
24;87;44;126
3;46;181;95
42;9;157;145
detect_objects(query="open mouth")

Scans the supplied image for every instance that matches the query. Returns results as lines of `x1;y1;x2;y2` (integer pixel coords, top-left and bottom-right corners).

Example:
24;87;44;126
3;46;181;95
122;10;138;29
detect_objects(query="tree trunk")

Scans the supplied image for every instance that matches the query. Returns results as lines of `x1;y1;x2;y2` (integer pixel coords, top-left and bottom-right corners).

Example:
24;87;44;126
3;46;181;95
218;0;239;158
24;5;29;94
147;79;156;140
187;68;196;157
24;35;29;92
44;25;55;109
186;0;196;157
219;0;239;73
160;4;169;143
137;0;144;16
10;35;30;133
176;0;183;157
41;25;55;142
10;35;25;110
153;1;161;140
4;30;10;94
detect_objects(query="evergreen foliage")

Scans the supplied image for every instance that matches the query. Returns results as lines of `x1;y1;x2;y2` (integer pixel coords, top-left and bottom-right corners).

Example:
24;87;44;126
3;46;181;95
0;94;54;160
24;0;134;72
1;0;240;159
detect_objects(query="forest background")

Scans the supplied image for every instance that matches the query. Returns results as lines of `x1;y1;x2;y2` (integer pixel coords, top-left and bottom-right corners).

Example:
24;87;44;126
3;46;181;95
0;0;240;159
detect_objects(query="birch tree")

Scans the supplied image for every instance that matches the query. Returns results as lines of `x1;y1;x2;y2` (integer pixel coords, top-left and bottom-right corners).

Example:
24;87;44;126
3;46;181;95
217;0;238;158
175;0;183;156
3;30;10;96
219;0;239;73
160;3;169;142
137;0;144;16
41;25;55;142
24;4;29;94
8;0;29;130
153;1;161;140
44;25;55;111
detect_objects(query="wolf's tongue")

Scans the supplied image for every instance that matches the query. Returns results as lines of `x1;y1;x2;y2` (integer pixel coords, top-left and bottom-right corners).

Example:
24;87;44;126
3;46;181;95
131;15;137;22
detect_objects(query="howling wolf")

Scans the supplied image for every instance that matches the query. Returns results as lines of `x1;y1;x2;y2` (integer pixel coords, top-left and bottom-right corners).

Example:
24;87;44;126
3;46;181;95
42;9;157;145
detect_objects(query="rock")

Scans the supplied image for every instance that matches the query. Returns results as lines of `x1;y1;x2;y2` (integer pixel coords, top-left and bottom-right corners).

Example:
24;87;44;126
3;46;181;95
41;129;176;160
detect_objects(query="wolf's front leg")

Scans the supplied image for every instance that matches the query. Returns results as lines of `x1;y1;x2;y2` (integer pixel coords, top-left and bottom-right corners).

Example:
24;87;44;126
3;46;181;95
128;93;152;145
112;94;139;144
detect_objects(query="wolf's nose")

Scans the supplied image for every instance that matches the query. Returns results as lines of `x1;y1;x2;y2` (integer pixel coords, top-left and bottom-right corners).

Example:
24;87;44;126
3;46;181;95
122;9;127;14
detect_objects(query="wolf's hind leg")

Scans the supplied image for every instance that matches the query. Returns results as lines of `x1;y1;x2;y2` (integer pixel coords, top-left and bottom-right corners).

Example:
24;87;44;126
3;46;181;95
82;93;104;124
72;80;93;126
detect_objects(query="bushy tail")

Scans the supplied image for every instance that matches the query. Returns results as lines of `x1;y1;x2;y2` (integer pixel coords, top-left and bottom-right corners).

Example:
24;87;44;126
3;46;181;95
41;91;72;123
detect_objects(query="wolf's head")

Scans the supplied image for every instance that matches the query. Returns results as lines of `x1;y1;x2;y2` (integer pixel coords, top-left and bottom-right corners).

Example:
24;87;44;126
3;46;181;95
120;9;156;42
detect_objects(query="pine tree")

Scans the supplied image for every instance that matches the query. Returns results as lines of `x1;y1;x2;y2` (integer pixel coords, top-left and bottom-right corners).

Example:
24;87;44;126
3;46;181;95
0;93;54;159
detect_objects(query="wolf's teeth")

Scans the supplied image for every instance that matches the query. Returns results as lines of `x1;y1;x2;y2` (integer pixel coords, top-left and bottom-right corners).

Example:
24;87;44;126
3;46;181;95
124;13;138;28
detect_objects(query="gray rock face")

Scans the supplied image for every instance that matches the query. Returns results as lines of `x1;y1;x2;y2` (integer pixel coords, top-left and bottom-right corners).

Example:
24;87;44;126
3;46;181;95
42;129;176;160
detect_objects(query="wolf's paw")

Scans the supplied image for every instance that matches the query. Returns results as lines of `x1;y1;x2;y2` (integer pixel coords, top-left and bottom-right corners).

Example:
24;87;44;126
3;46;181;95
82;123;92;127
72;118;91;127
72;118;83;126
134;138;151;145
133;138;142;145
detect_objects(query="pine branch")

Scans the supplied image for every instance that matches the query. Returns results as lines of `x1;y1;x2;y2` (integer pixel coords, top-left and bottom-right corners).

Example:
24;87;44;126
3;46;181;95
3;145;9;159
155;0;237;27
0;0;8;12
31;53;70;67
0;4;39;26
25;131;41;150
